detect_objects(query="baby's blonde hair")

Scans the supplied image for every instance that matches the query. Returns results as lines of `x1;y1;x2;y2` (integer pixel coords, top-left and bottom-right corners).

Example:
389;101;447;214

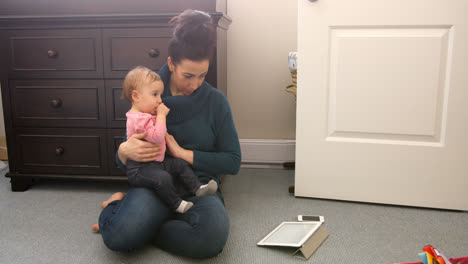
121;66;162;102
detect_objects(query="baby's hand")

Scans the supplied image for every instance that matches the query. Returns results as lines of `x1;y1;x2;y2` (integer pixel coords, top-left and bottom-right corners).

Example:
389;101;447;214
157;103;170;116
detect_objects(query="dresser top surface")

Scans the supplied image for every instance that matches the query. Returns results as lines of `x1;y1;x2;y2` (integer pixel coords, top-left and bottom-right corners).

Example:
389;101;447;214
0;0;225;16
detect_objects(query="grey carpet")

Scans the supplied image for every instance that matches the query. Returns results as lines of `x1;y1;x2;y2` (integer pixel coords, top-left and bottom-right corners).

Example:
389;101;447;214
1;163;467;264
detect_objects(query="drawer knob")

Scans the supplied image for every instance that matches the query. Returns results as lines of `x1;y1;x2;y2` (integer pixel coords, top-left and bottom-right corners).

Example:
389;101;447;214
47;49;58;58
148;48;160;58
55;147;65;156
50;98;63;108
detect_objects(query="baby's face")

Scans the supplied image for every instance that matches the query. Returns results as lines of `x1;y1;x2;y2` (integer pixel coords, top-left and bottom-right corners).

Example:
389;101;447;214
134;80;164;115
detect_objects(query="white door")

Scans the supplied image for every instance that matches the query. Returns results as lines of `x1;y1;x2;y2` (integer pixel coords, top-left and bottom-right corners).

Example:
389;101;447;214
295;0;468;210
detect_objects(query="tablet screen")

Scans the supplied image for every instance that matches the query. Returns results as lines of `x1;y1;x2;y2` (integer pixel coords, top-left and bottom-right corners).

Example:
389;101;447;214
258;222;321;247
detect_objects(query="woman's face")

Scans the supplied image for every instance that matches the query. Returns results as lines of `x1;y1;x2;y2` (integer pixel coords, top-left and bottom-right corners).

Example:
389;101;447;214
168;57;209;96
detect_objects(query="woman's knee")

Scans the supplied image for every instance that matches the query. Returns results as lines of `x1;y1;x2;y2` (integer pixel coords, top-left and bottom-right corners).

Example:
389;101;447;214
154;195;229;258
185;196;230;258
102;224;144;252
194;225;229;258
99;188;170;251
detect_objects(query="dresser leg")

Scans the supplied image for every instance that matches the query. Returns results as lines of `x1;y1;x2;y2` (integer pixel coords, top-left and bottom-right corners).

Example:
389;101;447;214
10;177;34;192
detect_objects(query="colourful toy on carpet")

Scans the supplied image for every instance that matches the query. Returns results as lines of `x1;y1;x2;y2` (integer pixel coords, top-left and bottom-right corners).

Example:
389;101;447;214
389;245;468;264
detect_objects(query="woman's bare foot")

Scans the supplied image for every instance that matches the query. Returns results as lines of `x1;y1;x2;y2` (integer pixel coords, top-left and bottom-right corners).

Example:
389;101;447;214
92;192;125;233
91;224;99;232
101;192;125;208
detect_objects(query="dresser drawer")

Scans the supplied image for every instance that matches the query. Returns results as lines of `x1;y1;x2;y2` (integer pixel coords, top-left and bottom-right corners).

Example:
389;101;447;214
15;128;108;175
105;79;131;128
7;29;103;78
10;80;106;127
103;28;171;78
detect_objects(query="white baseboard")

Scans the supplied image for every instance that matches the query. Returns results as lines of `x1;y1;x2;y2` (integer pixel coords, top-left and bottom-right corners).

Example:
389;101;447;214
240;139;295;168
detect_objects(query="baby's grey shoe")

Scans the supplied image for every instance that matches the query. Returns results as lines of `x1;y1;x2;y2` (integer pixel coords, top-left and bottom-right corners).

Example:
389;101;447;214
176;200;193;213
195;180;218;196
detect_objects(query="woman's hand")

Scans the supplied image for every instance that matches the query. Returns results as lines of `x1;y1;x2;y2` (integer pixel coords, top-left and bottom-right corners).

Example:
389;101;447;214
118;132;161;165
165;133;194;165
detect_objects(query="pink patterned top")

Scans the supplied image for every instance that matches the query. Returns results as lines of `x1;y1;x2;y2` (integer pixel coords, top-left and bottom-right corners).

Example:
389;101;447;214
126;112;166;162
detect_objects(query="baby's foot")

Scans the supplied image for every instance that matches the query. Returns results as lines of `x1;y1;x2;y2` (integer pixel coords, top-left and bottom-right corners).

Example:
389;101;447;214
101;192;125;208
195;180;218;196
175;200;193;213
91;224;99;232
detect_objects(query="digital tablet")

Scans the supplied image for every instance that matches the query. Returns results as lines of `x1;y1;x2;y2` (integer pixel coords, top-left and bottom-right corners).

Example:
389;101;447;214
257;221;323;247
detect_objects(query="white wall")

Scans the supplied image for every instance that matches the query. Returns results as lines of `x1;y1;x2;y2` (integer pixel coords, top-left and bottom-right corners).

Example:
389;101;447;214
227;0;297;139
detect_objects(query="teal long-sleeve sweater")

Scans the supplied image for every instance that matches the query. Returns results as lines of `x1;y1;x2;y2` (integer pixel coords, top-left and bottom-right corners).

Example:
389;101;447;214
116;63;241;183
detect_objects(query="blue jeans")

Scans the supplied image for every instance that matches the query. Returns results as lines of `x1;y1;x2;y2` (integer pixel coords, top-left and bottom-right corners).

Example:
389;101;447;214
98;187;229;258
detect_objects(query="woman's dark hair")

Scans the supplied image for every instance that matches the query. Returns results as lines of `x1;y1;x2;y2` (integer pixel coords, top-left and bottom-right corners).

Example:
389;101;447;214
168;10;216;65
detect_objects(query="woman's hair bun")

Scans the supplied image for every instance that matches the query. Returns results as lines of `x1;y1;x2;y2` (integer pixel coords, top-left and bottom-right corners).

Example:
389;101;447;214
168;10;217;63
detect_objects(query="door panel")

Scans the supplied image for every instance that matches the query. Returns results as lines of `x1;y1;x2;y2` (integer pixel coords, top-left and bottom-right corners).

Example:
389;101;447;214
328;27;450;143
295;0;468;210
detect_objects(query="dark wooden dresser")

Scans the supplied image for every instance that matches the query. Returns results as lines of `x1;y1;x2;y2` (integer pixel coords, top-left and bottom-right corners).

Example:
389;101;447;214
0;0;231;191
